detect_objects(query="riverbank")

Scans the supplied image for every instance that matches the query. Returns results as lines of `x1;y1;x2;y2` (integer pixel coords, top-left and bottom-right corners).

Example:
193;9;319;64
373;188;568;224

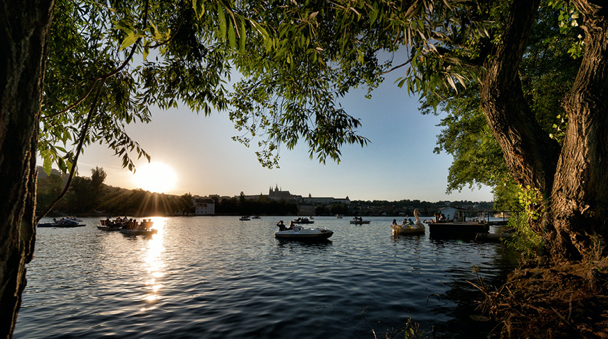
479;259;608;338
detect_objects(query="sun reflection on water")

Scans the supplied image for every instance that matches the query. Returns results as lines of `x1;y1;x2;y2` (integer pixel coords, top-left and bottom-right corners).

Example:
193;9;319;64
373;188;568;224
141;217;166;310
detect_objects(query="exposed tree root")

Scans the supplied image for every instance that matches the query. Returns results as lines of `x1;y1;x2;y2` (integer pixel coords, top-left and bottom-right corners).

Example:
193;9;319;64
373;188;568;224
476;259;608;338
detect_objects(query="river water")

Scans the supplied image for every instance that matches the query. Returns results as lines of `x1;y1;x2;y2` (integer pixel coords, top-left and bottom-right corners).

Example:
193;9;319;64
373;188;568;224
15;216;516;338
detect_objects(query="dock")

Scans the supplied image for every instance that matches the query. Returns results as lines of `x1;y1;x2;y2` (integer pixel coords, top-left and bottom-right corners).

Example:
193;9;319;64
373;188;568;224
429;221;489;238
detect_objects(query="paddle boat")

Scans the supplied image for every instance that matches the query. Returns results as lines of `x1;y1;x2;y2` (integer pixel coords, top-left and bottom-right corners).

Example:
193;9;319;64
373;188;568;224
391;209;425;236
38;218;85;228
98;217;128;231
274;221;333;240
119;218;156;236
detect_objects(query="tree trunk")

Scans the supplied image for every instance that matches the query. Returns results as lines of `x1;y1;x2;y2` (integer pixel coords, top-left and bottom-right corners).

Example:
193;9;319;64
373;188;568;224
480;0;561;195
479;0;561;226
481;0;608;261
0;0;54;337
547;0;608;260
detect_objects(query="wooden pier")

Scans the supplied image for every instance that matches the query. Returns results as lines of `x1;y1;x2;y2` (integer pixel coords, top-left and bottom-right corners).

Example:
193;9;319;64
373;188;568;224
429;221;489;238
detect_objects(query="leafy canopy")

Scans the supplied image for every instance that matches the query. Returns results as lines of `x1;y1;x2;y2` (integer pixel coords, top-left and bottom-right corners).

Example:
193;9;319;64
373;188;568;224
42;0;583;202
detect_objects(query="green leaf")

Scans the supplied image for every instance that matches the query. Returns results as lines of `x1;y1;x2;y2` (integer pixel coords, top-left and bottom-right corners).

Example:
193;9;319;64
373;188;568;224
357;49;364;63
120;31;138;51
239;19;246;51
228;23;236;48
193;0;205;19
42;152;52;175
218;4;227;41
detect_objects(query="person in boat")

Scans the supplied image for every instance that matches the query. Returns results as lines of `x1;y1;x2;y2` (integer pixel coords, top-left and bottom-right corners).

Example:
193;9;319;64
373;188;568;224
392;219;397;226
277;220;286;231
408;219;414;225
288;221;295;230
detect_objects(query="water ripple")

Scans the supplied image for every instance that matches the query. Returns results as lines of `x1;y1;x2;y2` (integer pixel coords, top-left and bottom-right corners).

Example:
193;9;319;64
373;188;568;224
16;216;516;338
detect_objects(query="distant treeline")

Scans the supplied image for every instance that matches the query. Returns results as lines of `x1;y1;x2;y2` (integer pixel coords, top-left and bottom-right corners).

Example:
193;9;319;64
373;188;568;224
36;167;493;217
348;199;495;217
36;167;193;216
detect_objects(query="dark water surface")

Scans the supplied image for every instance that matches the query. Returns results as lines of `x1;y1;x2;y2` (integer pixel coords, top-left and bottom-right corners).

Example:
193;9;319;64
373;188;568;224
16;216;516;338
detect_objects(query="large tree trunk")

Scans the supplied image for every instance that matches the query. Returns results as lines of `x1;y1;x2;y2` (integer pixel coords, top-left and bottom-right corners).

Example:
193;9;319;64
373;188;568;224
480;0;561;195
481;0;608;261
0;0;54;337
548;0;608;260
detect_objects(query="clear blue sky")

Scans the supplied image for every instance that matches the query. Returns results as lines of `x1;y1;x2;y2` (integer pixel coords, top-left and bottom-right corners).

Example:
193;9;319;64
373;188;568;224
75;71;494;202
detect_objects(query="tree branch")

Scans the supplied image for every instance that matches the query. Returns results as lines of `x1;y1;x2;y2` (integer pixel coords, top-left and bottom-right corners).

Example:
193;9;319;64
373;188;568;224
42;0;150;119
36;80;105;222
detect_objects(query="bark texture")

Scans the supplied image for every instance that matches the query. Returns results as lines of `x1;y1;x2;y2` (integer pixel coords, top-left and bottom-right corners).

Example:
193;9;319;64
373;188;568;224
480;0;560;196
0;0;53;337
481;0;608;261
548;0;608;260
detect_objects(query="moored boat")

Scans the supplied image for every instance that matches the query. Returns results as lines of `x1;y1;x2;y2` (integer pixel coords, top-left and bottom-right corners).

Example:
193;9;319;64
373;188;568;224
429;221;489;238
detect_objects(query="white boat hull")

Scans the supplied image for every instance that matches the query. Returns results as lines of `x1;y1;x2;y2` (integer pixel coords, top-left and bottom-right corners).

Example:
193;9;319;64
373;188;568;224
274;226;333;240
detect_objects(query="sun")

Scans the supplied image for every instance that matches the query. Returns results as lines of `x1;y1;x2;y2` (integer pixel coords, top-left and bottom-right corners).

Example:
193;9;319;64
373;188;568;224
132;162;177;193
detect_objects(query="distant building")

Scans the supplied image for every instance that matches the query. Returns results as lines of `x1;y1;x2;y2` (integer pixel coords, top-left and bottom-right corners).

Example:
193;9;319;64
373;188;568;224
193;197;215;215
301;193;350;205
267;185;302;202
238;185;350;214
438;207;467;222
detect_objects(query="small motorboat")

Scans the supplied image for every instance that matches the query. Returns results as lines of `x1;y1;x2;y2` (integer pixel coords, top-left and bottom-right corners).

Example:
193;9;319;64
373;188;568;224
38;218;85;228
391;209;425;236
239;216;251;221
97;224;123;231
98;217;129;231
350;217;370;224
292;217;314;224
274;225;333;240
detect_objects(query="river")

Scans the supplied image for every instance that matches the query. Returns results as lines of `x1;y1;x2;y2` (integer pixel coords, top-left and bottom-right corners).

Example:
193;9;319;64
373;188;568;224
15;216;516;338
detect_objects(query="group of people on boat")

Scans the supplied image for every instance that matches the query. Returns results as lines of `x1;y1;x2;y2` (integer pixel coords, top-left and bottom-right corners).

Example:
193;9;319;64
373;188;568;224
392;218;414;226
51;217;80;225
433;213;450;222
122;218;153;230
104;216;153;230
276;220;296;231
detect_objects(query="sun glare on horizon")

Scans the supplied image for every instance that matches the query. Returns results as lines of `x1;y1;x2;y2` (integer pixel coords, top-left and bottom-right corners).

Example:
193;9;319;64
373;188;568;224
132;162;178;193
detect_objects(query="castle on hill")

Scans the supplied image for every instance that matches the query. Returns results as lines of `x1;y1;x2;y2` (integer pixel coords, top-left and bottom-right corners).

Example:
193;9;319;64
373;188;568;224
245;184;350;206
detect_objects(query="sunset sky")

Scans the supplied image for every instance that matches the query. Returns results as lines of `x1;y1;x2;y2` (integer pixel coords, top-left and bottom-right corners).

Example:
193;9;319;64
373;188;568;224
74;71;494;202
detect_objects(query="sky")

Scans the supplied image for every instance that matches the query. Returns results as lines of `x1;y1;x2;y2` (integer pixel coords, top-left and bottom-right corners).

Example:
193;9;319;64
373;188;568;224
74;71;495;202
